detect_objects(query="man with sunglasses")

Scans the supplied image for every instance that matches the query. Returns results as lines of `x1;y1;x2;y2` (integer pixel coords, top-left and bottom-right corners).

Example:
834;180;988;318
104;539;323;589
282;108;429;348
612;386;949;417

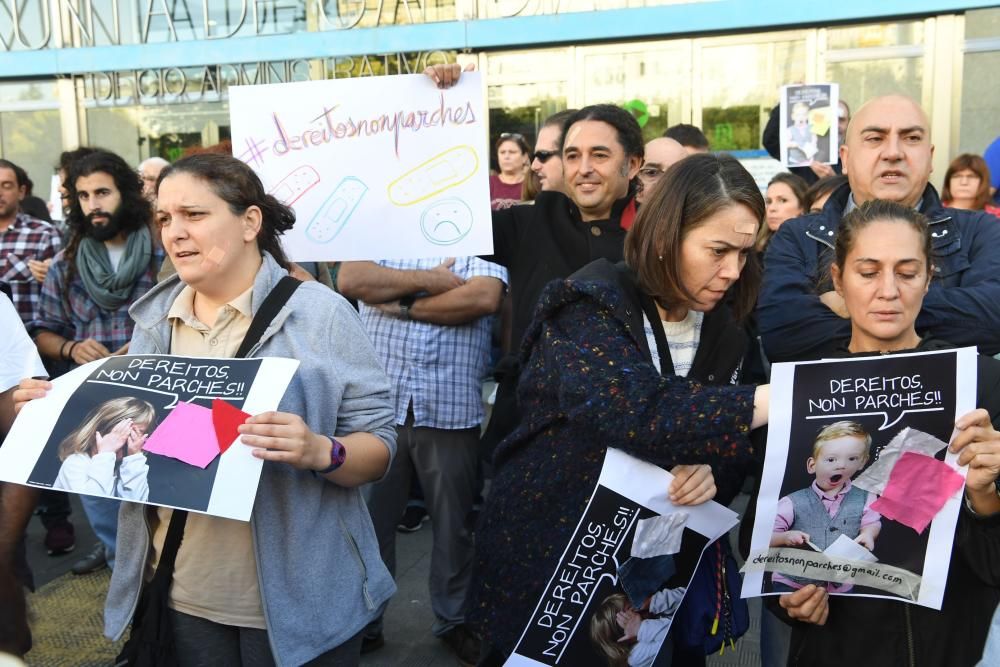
529;110;577;194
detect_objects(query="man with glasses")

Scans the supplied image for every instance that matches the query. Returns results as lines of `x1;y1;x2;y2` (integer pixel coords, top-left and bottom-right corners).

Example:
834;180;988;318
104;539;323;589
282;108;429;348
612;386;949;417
635;137;688;204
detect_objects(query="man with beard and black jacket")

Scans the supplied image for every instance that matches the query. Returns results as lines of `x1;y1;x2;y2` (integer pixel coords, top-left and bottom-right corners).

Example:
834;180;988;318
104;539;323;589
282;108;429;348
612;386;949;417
30;149;161;575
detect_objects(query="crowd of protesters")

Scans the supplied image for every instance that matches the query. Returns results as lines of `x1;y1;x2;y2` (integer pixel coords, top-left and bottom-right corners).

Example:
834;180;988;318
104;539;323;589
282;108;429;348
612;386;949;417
2;61;1000;667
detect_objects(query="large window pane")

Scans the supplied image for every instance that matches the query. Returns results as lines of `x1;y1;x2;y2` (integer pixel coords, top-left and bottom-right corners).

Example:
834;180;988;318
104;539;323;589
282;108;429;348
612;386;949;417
486;50;570;152
700;40;806;150
827;21;924;49
580;46;689;140
826;58;922;111
0;110;62;201
959;51;1000;154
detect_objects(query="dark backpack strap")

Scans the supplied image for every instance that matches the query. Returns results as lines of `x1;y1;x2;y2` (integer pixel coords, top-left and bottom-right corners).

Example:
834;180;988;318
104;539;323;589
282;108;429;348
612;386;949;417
235;276;302;359
152;509;189;584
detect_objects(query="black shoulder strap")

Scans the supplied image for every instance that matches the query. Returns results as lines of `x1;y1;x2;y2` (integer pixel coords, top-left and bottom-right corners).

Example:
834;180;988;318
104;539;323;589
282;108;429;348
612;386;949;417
235;275;301;359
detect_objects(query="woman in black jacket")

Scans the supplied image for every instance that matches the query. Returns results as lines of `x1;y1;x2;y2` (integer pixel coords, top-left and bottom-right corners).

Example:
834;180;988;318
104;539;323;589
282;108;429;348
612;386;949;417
778;199;1000;667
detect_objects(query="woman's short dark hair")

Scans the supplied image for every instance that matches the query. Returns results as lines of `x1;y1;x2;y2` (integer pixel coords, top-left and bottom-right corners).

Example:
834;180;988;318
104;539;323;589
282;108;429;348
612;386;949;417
157;154;295;269
941;153;993;211
560;104;644;161
834;200;932;275
624;153;764;320
805;174;848;211
494;133;531;157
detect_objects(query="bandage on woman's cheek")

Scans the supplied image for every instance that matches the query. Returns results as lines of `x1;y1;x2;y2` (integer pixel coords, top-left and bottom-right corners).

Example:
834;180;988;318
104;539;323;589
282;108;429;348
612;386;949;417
201;242;229;270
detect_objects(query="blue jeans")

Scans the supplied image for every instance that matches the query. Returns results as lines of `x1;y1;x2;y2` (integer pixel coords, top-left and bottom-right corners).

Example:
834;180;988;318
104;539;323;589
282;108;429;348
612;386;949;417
79;494;119;568
978;601;1000;666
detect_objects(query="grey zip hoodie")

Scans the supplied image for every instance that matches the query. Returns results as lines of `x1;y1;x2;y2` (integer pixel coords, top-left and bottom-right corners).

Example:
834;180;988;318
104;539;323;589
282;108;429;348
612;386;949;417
104;253;397;666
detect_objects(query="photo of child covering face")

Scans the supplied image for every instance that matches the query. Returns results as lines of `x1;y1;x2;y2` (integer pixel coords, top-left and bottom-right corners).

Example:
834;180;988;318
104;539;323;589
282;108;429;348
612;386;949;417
590;587;687;667
53;396;158;501
769;421;882;592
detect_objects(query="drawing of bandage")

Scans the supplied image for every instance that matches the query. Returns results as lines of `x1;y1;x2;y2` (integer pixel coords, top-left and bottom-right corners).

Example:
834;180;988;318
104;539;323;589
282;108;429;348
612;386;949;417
420;198;474;246
305;177;367;244
388;146;479;206
268;166;320;206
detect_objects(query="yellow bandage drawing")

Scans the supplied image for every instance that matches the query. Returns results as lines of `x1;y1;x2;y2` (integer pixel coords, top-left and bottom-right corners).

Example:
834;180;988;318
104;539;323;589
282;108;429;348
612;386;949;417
388;146;479;206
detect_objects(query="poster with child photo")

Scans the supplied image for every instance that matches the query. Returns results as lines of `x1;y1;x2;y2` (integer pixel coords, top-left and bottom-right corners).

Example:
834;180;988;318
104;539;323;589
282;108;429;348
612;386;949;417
0;354;299;521
779;83;839;167
505;448;740;667
742;348;978;610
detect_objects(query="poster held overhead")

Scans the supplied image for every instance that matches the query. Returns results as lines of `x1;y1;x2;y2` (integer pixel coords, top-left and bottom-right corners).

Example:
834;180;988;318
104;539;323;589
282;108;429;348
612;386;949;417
779;83;839;168
0;354;299;521
229;73;492;262
741;348;977;610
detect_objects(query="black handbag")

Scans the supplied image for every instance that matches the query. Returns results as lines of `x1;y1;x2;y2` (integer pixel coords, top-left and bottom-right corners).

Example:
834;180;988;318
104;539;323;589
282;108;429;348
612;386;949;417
115;276;301;667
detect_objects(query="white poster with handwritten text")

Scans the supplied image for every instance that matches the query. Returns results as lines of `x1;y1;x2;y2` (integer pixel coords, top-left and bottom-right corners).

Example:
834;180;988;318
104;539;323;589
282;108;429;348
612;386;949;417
229;73;492;262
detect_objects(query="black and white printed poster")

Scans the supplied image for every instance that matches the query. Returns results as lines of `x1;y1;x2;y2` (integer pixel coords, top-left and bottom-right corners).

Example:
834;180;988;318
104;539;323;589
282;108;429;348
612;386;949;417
505;449;739;667
0;354;299;521
779;83;839;167
742;348;977;610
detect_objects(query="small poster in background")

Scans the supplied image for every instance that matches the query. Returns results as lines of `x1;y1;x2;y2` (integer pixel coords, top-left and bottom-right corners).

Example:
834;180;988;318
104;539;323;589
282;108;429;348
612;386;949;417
779;83;839;167
229;73;492;262
505;448;739;667
741;348;977;610
0;355;299;521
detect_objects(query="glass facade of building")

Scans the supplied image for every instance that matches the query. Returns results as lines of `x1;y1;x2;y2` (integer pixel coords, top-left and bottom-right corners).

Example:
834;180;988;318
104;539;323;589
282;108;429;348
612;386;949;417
2;2;999;199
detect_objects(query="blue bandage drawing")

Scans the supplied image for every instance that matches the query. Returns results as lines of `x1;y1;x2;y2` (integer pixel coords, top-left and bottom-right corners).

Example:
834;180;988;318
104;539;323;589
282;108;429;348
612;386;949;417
305;177;368;244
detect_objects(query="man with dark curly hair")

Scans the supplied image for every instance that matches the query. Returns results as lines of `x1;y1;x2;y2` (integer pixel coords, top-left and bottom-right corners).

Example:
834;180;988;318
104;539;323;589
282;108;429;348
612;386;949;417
30;149;162;576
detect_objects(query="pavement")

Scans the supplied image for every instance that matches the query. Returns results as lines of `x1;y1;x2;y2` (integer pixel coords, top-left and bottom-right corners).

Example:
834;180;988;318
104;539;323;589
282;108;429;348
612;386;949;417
22;491;764;667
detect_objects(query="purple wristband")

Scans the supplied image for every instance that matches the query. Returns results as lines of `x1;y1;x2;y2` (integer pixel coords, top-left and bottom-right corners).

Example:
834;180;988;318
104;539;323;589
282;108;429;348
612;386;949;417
317;437;347;474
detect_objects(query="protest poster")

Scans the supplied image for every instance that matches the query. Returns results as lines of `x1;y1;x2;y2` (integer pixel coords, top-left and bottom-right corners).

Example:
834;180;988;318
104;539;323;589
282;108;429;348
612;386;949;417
228;73;492;262
506;448;738;667
779;83;839;167
742;348;977;610
0;354;299;521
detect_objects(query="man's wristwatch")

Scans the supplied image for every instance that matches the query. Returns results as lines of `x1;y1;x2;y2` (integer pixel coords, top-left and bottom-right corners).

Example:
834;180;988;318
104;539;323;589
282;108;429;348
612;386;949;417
399;295;416;320
317;437;347;475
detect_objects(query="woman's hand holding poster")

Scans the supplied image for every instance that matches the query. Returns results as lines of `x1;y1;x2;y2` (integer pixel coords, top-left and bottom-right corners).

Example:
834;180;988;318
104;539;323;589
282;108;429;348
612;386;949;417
742;348;977;609
0;354;299;521
505;448;739;667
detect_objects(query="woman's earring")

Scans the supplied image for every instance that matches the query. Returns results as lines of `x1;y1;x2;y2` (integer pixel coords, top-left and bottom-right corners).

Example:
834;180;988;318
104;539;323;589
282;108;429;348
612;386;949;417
658;255;664;261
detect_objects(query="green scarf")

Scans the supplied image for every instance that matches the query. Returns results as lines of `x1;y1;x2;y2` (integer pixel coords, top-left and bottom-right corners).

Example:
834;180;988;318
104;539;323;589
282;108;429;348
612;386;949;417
76;226;153;311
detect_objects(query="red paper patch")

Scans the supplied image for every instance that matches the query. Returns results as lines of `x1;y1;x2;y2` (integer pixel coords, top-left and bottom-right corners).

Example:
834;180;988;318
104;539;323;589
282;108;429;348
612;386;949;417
212;399;251;455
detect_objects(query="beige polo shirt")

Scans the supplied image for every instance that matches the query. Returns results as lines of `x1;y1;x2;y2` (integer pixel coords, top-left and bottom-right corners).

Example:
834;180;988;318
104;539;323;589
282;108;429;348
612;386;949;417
149;284;267;629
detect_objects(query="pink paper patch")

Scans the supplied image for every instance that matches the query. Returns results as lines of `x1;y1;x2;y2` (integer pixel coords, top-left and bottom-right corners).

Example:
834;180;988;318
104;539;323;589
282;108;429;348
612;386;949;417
870;451;965;534
143;401;221;469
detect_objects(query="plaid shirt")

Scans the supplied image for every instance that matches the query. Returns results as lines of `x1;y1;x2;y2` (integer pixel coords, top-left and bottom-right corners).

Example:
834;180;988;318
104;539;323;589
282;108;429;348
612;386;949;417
1;213;62;324
359;256;507;430
30;247;162;355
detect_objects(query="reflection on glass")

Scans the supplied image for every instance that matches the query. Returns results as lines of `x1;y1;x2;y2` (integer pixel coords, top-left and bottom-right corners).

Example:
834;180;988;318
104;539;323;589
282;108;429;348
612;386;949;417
826;59;922;111
826;21;923;49
700;40;805;150
87;102;233;166
487;50;571;146
581;48;688;139
964;8;1000;40
0;110;62;200
958;52;1000;154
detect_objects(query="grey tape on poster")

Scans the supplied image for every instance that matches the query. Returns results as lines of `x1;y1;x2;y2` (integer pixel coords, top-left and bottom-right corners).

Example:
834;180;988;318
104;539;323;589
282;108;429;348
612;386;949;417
741;547;922;601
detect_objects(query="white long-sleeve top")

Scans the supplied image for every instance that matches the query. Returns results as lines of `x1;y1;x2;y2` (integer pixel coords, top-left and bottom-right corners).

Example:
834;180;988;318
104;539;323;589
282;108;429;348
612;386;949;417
54;451;149;501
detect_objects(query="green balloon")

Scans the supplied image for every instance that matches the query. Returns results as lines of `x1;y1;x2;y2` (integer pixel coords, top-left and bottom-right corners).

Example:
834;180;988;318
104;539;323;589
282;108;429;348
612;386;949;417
623;99;649;127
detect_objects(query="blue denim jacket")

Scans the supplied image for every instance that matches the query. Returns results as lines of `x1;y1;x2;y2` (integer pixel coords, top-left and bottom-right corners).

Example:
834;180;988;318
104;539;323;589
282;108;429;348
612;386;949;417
757;183;1000;362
